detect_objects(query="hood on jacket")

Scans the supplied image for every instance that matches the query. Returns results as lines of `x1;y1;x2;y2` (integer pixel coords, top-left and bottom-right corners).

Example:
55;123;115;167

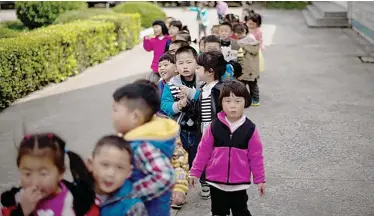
169;74;204;89
101;180;134;207
238;34;259;46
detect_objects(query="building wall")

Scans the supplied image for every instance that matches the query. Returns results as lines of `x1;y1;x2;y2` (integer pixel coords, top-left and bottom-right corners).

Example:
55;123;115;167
350;2;374;44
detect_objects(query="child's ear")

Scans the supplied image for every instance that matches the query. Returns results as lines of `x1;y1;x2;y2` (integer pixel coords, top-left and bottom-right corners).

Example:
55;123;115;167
133;109;146;125
86;157;93;172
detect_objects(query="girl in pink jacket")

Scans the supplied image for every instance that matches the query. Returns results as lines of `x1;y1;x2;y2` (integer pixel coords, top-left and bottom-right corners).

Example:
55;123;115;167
189;79;266;216
143;20;171;83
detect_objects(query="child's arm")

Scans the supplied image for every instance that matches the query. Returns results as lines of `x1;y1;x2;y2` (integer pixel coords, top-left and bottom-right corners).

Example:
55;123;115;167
189;6;199;12
161;84;181;116
247;128;265;184
143;37;153;52
189;124;215;178
172;140;189;194
132;142;175;201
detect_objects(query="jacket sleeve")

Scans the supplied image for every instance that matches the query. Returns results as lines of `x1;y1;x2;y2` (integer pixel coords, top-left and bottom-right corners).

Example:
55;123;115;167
132;142;175;202
189;6;199;12
161;84;180;116
172;140;189;194
247;128;265;184
239;43;259;55
189;124;215;178
143;37;153;52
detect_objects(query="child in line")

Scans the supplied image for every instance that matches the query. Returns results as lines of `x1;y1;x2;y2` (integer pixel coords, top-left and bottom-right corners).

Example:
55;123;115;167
232;23;247;68
87;135;147;215
199;36;206;54
223;13;240;28
168;40;189;55
1;133;98;216
158;52;177;96
166;20;188;52
246;13;264;74
165;17;176;29
216;1;228;23
112;81;179;216
211;25;220;37
189;79;266;216
219;22;241;62
189;2;209;39
143;20;171;83
241;8;255;23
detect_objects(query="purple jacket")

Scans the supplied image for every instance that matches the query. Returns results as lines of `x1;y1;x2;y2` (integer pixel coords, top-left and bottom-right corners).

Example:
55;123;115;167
190;112;265;185
143;35;171;73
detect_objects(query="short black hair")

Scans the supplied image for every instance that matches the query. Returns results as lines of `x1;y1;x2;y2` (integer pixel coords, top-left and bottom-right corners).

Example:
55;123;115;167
170;20;183;30
113;81;160;122
233;23;247;34
93;135;132;160
197;51;226;81
220;22;232;31
220;79;251;108
199;36;207;46
204;35;221;45
170;39;189;48
159;52;176;64
175;46;198;60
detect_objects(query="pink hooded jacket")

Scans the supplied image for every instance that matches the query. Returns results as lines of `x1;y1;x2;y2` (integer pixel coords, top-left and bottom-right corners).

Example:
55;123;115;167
143;35;171;73
190;112;265;185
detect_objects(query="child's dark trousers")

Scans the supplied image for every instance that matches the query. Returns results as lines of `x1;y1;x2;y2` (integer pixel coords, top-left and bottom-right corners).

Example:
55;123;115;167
210;186;252;216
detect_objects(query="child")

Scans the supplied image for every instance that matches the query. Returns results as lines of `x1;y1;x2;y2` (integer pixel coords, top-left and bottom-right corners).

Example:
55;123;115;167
241;8;255;22
1;133;98;216
199;36;206;54
143;20;171;83
165;17;176;29
216;1;228;23
223;13;240;28
158;52;177;96
211;25;220;37
232;23;247;67
189;2;209;39
87;135;147;215
168;40;189;55
189;79;266;216
166;20;188;51
219;22;241;62
112;81;179;216
246;13;264;74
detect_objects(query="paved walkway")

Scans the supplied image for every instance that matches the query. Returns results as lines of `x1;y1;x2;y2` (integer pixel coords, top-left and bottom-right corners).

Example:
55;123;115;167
1;7;374;216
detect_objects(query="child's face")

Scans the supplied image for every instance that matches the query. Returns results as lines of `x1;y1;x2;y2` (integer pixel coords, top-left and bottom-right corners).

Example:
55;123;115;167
159;60;176;82
168;43;181;55
19;155;63;199
222;92;245;121
205;42;221;52
176;52;197;79
234;32;246;40
88;145;132;195
153;25;162;36
169;25;179;37
199;41;205;53
197;65;211;82
211;27;219;36
246;19;257;30
165;18;173;29
219;25;232;41
112;100;142;134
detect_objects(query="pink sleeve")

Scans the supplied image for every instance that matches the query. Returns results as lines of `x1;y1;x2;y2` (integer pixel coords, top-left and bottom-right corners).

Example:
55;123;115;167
143;37;153;51
189;124;215;178
247;127;265;184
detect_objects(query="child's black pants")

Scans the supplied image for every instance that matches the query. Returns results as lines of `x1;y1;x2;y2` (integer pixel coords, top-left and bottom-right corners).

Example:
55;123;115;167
240;79;259;102
210;186;252;216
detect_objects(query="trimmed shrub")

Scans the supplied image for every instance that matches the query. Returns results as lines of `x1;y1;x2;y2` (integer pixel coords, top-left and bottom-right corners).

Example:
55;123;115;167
265;1;309;9
0;20;117;110
15;1;87;29
53;8;115;24
0;20;26;31
0;28;20;39
90;13;141;50
113;2;166;28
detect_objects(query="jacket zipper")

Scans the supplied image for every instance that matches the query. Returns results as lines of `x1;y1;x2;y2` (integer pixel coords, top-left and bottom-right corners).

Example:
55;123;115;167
227;133;232;183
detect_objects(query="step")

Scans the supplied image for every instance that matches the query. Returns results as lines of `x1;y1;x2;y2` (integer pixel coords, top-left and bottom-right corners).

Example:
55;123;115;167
302;10;349;28
307;5;349;26
312;1;347;18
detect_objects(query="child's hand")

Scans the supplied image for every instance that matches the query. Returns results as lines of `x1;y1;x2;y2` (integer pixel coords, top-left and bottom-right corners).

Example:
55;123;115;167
188;176;198;188
258;183;265;196
177;93;188;110
20;186;42;215
179;86;191;96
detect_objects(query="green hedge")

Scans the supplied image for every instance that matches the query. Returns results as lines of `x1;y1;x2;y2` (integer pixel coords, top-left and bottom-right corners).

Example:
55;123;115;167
53;8;116;24
0;20;117;110
15;1;87;29
113;2;166;28
0;28;20;39
265;1;309;9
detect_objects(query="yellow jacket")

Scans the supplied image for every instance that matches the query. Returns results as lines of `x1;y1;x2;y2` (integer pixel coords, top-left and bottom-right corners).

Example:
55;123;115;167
171;138;189;194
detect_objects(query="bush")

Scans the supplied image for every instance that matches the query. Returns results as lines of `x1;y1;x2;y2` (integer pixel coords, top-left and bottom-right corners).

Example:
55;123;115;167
0;28;20;39
113;2;166;28
0;20;117;110
0;20;26;31
90;13;141;50
15;1;87;29
265;1;309;9
53;8;115;24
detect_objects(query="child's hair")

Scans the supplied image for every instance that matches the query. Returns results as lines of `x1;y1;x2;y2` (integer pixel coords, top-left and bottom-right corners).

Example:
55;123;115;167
233;23;247;34
220;22;233;31
242;8;255;17
204;35;221;45
211;24;220;31
197;51;227;81
199;36;207;47
169;20;188;32
170;39;189;49
220;79;251;108
224;13;239;24
152;20;169;35
17;133;94;185
245;13;262;27
165;16;176;22
112;81;160;123
93;135;132;160
177;30;192;43
159;52;176;64
175;46;198;60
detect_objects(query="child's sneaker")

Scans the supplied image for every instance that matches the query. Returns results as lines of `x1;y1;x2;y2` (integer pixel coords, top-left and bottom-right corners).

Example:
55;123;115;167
200;184;211;200
252;100;260;106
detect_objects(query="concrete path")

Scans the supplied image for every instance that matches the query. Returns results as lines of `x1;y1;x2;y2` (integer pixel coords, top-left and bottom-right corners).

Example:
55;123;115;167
1;7;374;216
